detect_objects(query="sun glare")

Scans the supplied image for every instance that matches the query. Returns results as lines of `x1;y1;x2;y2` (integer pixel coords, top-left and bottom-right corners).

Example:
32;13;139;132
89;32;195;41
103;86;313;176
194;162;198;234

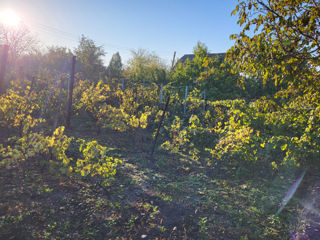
0;10;20;27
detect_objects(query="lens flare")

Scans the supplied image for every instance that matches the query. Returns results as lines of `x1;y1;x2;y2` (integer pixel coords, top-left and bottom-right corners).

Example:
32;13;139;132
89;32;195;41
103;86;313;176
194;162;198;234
275;168;307;217
0;10;20;27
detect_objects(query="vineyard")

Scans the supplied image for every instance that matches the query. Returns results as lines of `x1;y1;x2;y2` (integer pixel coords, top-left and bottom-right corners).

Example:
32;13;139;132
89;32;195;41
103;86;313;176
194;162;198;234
1;0;320;239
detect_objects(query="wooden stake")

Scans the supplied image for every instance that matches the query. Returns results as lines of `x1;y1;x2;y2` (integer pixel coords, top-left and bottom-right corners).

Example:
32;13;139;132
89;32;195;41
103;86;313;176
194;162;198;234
151;96;170;156
171;51;176;70
66;56;76;129
0;45;9;94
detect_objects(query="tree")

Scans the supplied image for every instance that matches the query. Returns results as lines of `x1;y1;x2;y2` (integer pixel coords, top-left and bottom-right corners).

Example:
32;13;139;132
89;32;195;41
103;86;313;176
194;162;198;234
172;42;209;87
227;0;320;89
42;46;73;72
74;35;106;82
0;23;37;65
172;42;260;100
9;46;73;84
226;0;320;168
126;49;167;85
107;52;122;80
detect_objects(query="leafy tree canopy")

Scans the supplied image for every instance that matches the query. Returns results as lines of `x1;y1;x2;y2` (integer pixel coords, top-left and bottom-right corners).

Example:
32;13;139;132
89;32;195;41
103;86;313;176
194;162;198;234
226;0;320;169
74;35;106;82
107;52;122;80
172;42;270;100
125;49;167;85
227;0;320;89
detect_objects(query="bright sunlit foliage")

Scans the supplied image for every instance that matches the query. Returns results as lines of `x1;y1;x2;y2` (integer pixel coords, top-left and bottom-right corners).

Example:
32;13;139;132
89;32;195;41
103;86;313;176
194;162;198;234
0;10;20;27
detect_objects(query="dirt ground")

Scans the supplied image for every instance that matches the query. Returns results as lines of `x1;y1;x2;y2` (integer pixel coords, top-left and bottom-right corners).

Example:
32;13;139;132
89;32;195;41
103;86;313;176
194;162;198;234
0;127;313;239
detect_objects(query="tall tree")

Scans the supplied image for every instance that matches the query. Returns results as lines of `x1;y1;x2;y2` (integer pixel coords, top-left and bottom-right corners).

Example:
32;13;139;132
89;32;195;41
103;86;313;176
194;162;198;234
172;42;208;87
74;35;106;82
227;0;320;89
107;52;122;80
126;49;167;85
0;23;37;65
42;46;73;71
227;0;320;168
172;42;265;100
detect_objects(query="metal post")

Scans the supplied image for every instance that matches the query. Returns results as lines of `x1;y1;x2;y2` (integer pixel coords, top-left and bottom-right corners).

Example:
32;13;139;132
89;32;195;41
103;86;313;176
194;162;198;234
53;75;64;130
160;83;163;103
184;86;188;114
66;56;76;129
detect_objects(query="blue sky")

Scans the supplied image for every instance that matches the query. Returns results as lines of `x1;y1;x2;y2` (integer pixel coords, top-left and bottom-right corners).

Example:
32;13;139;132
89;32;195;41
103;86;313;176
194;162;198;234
0;0;240;65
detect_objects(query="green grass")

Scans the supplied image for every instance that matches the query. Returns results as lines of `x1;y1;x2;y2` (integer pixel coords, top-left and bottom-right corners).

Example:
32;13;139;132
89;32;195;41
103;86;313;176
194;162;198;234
0;123;301;239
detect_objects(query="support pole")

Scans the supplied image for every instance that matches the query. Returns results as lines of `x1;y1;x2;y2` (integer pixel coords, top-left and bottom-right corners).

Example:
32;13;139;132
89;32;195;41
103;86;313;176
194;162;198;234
66;56;76;129
159;83;163;103
0;45;9;94
151;96;170;156
53;75;64;130
184;86;188;114
171;51;176;70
